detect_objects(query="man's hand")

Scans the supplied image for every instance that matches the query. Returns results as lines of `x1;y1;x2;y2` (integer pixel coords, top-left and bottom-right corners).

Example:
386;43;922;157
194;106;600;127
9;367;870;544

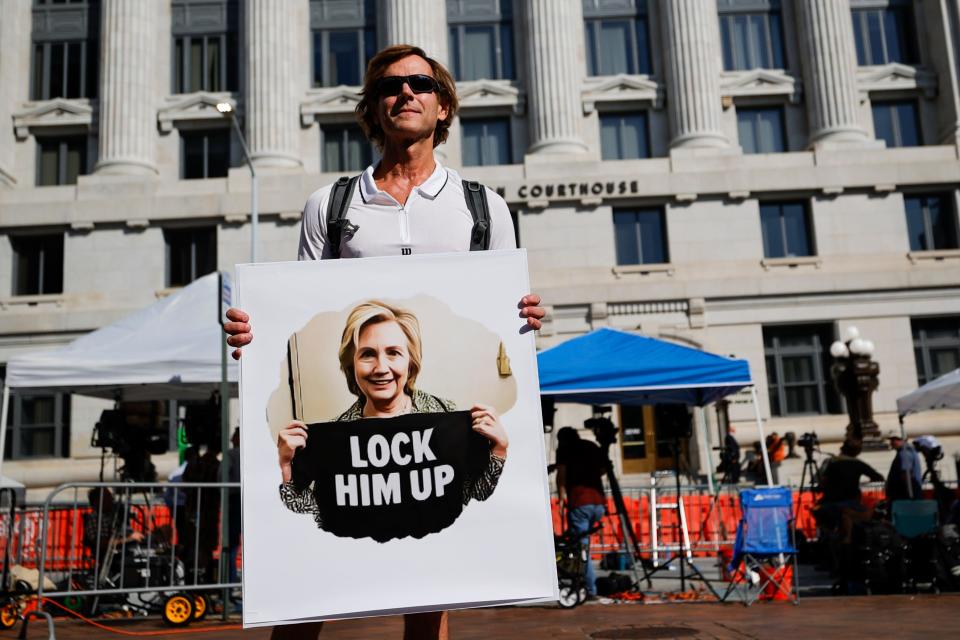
518;294;546;334
224;308;253;360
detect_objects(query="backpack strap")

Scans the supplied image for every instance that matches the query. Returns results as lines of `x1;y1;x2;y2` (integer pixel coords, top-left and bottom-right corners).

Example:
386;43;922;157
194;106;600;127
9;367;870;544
462;179;491;251
325;175;360;258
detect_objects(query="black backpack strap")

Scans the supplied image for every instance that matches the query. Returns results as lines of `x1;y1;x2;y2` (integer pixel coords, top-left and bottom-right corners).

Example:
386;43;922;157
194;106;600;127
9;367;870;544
462;179;491;251
325;175;360;258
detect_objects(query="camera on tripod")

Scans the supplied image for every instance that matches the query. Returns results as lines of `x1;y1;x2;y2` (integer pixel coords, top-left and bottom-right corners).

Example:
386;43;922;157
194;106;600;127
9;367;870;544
798;431;819;457
585;406;617;450
92;404;170;482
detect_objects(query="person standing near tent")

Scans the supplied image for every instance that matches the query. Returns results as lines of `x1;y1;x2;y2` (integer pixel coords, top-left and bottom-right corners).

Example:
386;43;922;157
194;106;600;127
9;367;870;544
555;427;606;599
224;44;544;640
885;430;922;501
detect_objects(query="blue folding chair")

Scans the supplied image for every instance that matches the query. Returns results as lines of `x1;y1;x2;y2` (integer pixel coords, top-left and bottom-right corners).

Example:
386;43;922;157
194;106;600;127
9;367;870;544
722;487;799;605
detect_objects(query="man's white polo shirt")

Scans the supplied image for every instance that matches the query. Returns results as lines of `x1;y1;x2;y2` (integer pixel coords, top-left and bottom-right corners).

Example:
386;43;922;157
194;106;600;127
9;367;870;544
298;162;516;260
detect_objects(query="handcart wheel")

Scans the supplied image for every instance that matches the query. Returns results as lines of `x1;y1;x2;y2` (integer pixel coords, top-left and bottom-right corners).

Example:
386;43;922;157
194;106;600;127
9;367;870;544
557;586;580;609
192;593;208;621
162;593;194;627
0;601;19;629
577;587;588;604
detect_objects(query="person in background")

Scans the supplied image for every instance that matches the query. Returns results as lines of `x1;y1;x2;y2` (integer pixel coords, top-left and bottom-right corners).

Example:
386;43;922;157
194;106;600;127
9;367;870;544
885;430;922;502
555;427;606;600
766;432;787;485
227;427;242;591
817;439;884;544
718;424;741;484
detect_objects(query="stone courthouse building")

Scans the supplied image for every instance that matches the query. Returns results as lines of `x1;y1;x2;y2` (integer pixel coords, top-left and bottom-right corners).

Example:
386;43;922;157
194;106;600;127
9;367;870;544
1;0;960;498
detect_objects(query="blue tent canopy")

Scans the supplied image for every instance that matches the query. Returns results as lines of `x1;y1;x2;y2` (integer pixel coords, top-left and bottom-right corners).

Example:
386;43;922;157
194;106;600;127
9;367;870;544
537;328;753;407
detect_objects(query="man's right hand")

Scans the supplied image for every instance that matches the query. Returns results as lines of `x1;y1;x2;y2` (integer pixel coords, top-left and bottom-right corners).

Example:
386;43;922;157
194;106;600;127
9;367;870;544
224;308;253;360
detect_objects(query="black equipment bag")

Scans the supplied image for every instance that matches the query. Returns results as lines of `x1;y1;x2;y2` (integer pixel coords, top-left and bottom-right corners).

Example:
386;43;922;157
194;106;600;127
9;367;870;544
325;176;491;257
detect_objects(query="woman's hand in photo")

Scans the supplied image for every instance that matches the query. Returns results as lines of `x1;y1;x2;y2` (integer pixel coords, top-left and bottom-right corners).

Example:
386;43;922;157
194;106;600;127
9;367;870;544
278;421;309;483
471;404;508;459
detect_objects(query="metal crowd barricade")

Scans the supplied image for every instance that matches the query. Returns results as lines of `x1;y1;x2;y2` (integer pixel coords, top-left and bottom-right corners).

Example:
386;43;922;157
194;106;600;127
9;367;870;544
553;482;742;563
24;481;240;632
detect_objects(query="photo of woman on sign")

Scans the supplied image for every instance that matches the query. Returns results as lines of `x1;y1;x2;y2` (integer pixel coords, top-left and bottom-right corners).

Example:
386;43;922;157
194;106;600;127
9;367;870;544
277;300;508;529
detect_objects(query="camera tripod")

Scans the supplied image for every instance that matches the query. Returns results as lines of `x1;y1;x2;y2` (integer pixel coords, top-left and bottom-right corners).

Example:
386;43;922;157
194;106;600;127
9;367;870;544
595;439;654;590
794;444;821;524
644;437;721;598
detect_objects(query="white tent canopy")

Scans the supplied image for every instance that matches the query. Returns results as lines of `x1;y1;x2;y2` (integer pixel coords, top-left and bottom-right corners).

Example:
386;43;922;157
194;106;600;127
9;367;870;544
897;368;960;418
0;272;238;475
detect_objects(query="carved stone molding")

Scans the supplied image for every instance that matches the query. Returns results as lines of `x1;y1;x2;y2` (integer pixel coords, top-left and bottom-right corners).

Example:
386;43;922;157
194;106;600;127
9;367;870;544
157;92;236;132
720;70;802;104
300;86;362;126
457;80;525;115
857;63;938;99
582;74;663;113
12;99;94;139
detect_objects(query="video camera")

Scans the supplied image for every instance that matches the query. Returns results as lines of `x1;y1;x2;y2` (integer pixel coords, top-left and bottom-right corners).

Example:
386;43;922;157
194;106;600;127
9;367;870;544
585;405;617;450
798;431;819;454
91;405;170;482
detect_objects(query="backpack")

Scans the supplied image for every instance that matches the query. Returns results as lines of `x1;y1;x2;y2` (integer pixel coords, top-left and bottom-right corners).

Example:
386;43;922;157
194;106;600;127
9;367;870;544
325;175;492;258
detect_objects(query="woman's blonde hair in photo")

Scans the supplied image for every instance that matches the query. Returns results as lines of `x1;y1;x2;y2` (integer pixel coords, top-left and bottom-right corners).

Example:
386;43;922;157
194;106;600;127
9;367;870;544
338;300;423;400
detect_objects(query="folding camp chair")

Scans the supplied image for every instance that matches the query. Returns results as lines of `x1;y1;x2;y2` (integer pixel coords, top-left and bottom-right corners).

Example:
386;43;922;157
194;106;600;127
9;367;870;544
722;487;799;605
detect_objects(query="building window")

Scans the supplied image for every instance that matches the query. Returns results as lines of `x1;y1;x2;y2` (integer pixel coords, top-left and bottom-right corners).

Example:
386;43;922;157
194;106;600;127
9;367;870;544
759;201;813;258
718;0;785;71
4;391;70;460
461;117;511;167
904;194;960;252
851;0;916;66
912;317;960;386
583;0;651;76
165;227;217;287
36;136;87;186
321;123;372;173
737;106;786;154
447;0;514;81
31;0;99;100
872;100;921;148
311;0;375;87
613;208;668;265
11;233;64;296
181;129;230;180
171;0;239;93
600;112;650;160
764;324;840;416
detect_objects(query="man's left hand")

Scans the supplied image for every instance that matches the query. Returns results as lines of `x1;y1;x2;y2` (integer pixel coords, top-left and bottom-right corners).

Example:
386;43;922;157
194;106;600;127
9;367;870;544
518;294;545;332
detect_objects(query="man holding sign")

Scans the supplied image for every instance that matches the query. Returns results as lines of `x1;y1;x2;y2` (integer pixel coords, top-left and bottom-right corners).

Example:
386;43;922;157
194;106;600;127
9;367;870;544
225;44;544;640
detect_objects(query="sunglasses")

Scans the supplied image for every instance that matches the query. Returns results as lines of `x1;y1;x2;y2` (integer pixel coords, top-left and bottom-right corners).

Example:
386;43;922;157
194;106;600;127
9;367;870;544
376;74;441;97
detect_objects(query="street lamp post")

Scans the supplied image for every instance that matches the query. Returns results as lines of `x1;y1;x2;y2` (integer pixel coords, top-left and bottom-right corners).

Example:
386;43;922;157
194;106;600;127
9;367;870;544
216;102;258;264
830;326;884;449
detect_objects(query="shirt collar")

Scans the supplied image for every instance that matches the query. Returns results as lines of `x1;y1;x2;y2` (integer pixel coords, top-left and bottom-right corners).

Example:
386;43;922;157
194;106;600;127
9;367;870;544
359;161;449;204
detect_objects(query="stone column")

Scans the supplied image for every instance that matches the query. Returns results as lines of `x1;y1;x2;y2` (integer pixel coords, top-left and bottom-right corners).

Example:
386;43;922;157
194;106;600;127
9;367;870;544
246;0;302;169
0;0;27;187
925;0;960;144
95;0;158;176
526;0;588;154
662;0;728;149
379;0;448;65
795;0;870;146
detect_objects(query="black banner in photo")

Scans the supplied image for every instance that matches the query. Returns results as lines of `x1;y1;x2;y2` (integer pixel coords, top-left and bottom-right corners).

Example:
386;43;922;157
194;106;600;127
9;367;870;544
290;411;491;543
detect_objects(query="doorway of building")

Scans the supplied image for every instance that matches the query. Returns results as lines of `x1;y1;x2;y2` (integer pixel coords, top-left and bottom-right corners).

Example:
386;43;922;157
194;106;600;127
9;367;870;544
618;404;676;474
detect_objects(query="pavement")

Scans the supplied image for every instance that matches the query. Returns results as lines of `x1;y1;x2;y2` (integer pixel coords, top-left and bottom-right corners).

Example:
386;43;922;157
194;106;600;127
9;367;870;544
12;594;960;640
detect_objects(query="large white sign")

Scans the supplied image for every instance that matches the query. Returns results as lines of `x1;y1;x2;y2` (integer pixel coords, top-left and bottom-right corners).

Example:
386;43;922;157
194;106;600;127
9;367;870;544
237;250;557;628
